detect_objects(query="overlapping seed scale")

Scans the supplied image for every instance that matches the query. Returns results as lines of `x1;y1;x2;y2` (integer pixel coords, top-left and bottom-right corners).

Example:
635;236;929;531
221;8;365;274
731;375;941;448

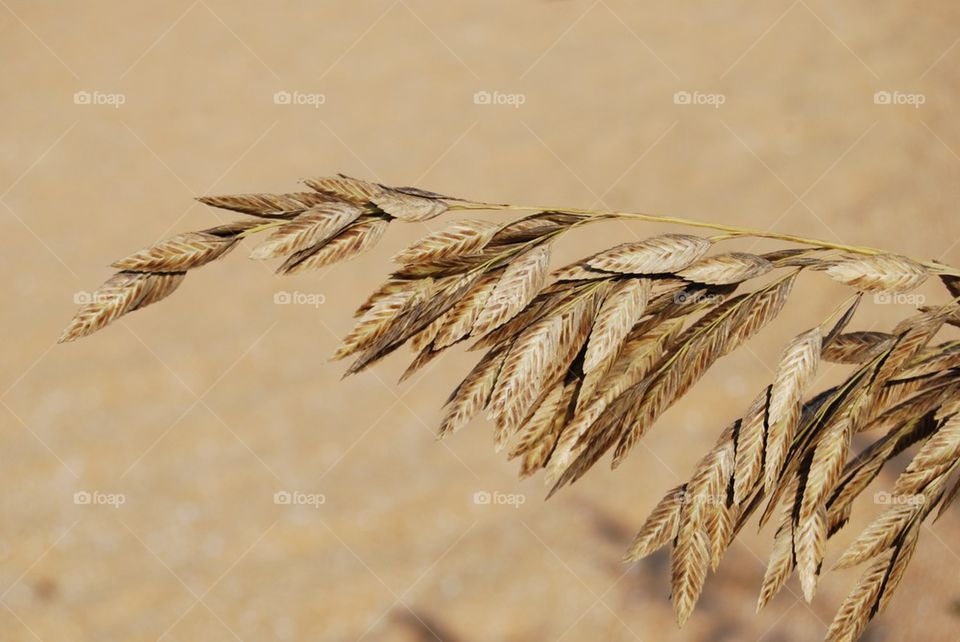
586;234;712;274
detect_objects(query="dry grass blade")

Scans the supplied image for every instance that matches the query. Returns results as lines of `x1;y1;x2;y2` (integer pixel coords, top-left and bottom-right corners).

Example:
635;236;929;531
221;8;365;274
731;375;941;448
825;254;929;293
587;234;712;274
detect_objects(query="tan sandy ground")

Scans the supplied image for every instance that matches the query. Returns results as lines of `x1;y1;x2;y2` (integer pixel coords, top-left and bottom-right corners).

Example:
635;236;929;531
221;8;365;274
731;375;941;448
2;1;960;640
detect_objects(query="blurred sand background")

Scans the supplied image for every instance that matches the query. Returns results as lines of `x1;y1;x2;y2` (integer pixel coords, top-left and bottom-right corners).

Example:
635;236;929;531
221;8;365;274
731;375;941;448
2;1;960;640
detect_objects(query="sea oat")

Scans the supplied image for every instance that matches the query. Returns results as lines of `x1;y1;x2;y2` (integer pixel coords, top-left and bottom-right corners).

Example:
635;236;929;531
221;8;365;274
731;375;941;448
63;176;960;641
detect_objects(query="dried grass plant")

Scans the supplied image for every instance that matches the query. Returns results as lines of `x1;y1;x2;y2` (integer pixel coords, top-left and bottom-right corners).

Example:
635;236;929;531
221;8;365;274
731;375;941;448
61;175;960;640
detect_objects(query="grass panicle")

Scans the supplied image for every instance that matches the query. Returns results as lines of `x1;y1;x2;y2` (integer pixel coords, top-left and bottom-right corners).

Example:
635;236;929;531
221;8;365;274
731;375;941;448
61;175;960;641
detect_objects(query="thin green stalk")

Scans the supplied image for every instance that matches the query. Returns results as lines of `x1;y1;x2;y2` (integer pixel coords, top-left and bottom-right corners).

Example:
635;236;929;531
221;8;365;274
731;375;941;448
451;202;960;277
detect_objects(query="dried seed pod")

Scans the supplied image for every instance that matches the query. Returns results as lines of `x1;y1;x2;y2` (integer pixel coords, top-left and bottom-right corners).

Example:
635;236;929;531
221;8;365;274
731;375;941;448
372;188;449;221
826;254;929;293
278;216;388;274
60;271;185;343
111;228;248;272
393;220;500;264
303;174;384;205
471;244;551;337
677;252;773;285
250;202;362;260
197;191;335;218
587;234;713;274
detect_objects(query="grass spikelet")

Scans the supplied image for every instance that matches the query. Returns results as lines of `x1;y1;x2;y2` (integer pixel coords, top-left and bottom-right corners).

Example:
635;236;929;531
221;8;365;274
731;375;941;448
471;244;551;337
60;271;185;343
825;254;929;293
196;191;335;218
587;234;713;274
250;202;362;260
583;278;650;372
278;216;389;274
765;327;823;493
676;252;773;285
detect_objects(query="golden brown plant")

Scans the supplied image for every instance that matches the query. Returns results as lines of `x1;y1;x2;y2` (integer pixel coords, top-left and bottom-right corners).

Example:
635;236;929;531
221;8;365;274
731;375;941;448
61;175;960;641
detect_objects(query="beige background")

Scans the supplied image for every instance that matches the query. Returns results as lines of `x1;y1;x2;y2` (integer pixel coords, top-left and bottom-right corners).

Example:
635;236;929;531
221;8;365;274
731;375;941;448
2;1;960;640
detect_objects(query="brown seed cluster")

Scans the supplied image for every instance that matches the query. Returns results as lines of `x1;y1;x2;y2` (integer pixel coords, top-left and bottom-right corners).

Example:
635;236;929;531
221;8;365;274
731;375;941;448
61;177;960;641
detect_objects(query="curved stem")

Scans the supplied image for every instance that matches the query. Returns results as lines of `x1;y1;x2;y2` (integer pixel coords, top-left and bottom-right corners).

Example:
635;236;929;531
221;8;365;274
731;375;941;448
457;202;960;277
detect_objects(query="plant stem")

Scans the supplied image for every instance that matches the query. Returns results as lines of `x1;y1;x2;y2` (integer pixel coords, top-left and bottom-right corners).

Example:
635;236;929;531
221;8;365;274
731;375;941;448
456;202;960;277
